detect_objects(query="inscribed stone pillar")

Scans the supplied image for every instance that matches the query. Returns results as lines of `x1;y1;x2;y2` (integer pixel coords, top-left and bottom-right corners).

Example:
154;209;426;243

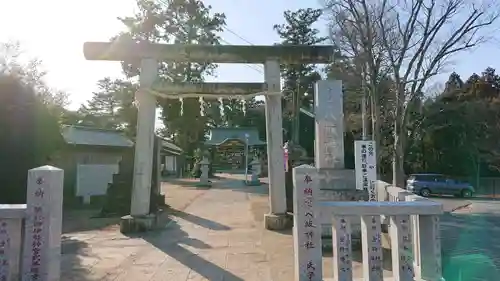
332;216;353;280
314;80;344;170
292;165;322;281
390;215;414;281
0;205;25;281
130;58;158;216
361;215;383;281
263;60;287;215
314;80;356;239
21;166;64;281
415;215;442;281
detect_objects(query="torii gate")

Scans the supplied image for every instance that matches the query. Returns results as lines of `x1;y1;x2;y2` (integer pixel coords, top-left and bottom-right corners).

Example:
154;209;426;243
83;41;333;230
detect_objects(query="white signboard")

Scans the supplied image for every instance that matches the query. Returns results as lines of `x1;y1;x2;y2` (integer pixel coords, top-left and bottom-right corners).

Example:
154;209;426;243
354;141;377;200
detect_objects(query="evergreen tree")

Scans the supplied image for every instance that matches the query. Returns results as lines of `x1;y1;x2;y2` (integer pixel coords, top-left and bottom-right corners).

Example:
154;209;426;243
0;74;63;203
0;41;66;203
76;77;138;135
417;68;500;178
115;0;226;155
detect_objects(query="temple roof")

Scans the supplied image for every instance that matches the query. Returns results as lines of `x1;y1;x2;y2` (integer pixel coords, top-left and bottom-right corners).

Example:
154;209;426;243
205;127;265;146
61;125;134;147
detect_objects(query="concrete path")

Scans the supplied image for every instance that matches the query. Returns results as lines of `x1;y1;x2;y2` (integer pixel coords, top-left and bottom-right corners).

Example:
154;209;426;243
61;174;393;280
61;176;271;280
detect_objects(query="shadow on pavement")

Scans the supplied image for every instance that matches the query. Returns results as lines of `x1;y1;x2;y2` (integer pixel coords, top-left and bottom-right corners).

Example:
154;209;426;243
213;178;270;195
161;178;209;188
60;236;92;280
62;209;120;234
141;220;244;281
168;208;231;231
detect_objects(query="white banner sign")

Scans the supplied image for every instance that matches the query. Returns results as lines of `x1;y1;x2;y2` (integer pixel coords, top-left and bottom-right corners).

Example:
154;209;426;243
354;141;377;200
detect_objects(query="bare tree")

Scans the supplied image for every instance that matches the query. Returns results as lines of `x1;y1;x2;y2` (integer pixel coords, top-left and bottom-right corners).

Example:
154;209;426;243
324;0;499;186
325;0;392;177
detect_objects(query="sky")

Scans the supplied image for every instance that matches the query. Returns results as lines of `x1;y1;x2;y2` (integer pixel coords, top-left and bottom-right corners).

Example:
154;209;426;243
2;0;500;110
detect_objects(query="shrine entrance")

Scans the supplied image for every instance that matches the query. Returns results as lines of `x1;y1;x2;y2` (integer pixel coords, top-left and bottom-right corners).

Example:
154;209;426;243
83;40;333;231
216;139;245;170
204;127;266;172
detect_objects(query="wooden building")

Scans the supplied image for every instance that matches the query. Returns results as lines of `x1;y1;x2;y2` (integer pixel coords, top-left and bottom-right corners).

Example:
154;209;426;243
204;127;266;171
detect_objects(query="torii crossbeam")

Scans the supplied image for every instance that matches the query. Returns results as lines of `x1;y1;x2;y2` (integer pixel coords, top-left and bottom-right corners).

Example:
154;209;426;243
83;40;334;232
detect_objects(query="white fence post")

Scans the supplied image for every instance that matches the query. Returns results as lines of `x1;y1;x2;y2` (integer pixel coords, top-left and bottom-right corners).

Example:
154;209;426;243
293;165;322;281
332;216;353;280
361;215;383;281
390;215;414;281
0;218;10;281
21;166;64;281
0;205;25;281
415;215;442;281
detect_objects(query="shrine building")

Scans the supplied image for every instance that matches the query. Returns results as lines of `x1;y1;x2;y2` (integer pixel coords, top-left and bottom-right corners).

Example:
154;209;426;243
204;127;266;171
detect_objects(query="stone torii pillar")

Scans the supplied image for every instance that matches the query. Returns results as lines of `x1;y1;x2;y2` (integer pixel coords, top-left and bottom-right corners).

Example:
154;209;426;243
130;59;158;217
83;42;334;231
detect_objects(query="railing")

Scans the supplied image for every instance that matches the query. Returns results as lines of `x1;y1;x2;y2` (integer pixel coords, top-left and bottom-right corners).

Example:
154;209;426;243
0;166;64;281
293;165;444;281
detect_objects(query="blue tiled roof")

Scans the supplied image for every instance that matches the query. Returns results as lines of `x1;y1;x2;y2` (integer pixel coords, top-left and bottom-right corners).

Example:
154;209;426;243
61;125;134;147
161;139;183;155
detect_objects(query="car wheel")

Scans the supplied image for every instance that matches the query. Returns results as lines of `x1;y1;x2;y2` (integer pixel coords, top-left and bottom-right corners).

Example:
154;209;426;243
461;189;472;198
420;188;431;197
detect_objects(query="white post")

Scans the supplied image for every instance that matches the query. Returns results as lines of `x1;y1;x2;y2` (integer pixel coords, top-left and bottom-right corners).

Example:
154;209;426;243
292;165;322;281
21;166;64;281
390;215;414;281
332;216;353;281
263;60;287;221
314;80;344;170
130;58;158;216
415;215;442;281
0;205;25;281
361;215;383;281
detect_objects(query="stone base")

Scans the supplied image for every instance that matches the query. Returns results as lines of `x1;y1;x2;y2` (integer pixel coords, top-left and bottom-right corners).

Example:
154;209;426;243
264;213;292;230
120;214;157;234
244;180;261;186
196;181;212;188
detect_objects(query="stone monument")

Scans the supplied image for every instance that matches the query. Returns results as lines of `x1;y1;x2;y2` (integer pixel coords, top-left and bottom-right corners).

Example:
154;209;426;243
198;157;211;187
314;80;367;247
246;157;262;186
292;164;322;281
21;166;64;281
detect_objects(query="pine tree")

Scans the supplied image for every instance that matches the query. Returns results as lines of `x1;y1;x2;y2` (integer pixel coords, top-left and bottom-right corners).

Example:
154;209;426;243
76;77;138;134
273;8;327;145
115;0;226;155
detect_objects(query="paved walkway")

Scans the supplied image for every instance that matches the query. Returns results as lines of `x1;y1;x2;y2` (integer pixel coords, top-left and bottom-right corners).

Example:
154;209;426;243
61;174;393;281
61;175;284;281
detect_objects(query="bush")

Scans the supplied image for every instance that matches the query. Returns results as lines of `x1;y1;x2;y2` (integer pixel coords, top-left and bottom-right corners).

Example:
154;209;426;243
0;74;63;203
